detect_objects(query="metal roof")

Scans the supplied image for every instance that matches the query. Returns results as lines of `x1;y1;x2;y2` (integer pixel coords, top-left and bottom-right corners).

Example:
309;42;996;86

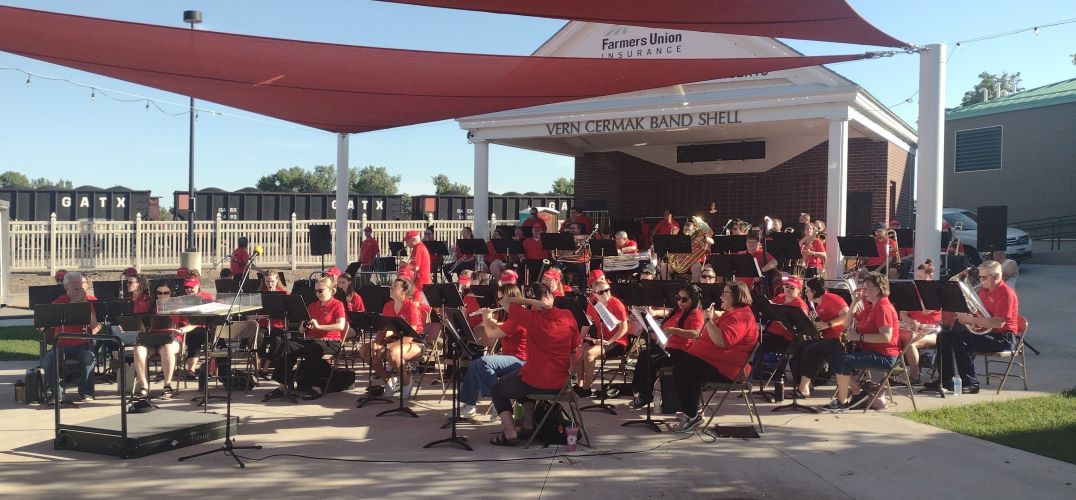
946;76;1076;121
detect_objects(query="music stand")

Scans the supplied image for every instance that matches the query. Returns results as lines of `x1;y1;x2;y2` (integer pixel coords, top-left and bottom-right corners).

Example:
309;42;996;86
895;229;914;250
580;300;619;415
589;239;617;258
376;316;421;418
425;240;450;257
767;233;802;270
541;232;575;253
888;281;924;312
29;285;66;307
456;238;488;257
652;234;692;280
768;304;820;413
215;279;240;294
259;294;307;404
554;296;592;330
914;280;971;399
425;308;475;451
711;235;747;254
492;238;524;257
426;283;465;309
639;280;675;308
92;301;133;325
389;241;408;257
621;306;667;432
291;280;317;305
695;283;724;309
240;279;263;294
468;285;498;308
34;301;91;406
93;280;123;300
352;312;394;408
837;236;879;270
707;254;762;282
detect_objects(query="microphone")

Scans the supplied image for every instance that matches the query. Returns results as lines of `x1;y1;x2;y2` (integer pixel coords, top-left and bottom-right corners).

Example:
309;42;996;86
252;245;264;257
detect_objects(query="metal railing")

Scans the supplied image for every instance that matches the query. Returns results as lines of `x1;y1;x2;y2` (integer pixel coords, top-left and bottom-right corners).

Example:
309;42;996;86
10;213;494;274
1010;213;1076;251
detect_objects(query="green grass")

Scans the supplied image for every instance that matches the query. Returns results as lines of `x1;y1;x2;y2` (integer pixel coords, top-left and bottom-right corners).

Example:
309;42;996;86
0;326;42;361
900;389;1076;465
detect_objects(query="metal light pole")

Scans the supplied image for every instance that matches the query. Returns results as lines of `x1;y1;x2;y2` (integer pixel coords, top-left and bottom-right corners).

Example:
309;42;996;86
182;10;203;271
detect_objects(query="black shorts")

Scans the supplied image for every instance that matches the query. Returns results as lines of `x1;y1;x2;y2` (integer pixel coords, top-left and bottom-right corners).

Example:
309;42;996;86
599;341;628;358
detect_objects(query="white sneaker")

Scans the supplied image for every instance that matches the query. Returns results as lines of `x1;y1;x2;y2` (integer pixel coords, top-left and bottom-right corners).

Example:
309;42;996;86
459;404;477;419
400;383;414;400
384;378;397;399
673;413;703;433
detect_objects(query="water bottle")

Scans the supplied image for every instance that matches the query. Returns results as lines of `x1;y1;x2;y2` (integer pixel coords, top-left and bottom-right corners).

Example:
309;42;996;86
951;375;962;397
566;426;579;452
774;379;785;402
513;402;525;425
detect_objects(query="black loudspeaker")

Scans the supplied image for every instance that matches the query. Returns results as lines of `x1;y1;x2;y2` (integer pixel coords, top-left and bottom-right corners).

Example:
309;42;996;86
308;224;332;256
976;205;1008;252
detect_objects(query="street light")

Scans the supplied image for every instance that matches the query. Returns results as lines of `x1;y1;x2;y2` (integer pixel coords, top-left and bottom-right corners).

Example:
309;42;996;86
182;10;202;267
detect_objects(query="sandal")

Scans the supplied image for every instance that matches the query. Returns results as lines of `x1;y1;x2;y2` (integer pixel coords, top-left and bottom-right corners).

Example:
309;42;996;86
136;388;149;400
160;385;175;400
264;388;286;400
791;389;810;399
489;432;519;447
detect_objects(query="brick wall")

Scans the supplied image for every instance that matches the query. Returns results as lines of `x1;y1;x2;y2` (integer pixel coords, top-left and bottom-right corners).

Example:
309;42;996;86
575;137;912;231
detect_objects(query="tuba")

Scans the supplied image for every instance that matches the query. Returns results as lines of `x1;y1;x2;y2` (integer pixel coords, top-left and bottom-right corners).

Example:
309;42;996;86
952;272;992;335
669;216;713;274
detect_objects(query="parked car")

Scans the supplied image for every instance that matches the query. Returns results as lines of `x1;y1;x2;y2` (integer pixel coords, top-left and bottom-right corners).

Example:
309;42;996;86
943;208;1032;262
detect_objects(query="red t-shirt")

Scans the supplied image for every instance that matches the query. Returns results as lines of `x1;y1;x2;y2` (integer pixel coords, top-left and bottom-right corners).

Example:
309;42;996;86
866;237;897;267
359;237;379;265
411;242;432;288
522;217;544;231
617;239;639;254
193;290;214;302
855;297;901;357
906;309;942;325
688;306;759;379
585;297;629;346
343;293;365;313
735;247;774;287
502;304;579;390
663;308;704;351
51;294;97;347
485;240;506;264
306;298;346;341
523;237;550;260
653;219;680;236
814;292;848;341
230;247;250;275
382;300;427;339
463;294;482;328
803;239;826;269
766;294;809;342
498;318;528;361
131;295;152;314
979;281;1019;334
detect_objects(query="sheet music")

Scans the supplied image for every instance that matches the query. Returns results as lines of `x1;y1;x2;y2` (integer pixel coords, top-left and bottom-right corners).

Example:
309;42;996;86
631;308;667;347
593;301;621;332
171;302;233;315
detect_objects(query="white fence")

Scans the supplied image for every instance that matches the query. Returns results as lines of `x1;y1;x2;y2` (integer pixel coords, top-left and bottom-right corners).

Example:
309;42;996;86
10;214;487;274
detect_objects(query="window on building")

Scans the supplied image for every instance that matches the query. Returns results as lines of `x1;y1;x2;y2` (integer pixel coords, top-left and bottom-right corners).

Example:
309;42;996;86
954;126;1002;172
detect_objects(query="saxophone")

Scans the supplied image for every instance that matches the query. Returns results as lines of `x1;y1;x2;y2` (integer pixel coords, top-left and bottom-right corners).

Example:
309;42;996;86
669;216;713;274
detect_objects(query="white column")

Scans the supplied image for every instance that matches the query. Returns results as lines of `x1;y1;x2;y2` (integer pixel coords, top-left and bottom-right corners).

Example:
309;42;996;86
335;133;349;270
473;140;490;238
915;43;946;277
825;119;849;279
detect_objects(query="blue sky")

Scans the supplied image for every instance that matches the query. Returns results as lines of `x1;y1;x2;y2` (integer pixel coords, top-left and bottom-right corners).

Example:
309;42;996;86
1;1;1074;208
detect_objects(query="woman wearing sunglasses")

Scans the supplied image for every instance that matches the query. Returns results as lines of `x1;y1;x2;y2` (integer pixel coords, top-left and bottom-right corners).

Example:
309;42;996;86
672;281;759;432
574;277;629;397
266;277;346;401
132;280;184;400
629;283;704;409
457;283;527;419
760;275;810;356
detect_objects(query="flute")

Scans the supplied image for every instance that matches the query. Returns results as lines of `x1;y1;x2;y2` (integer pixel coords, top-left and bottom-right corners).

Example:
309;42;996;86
468;307;506;317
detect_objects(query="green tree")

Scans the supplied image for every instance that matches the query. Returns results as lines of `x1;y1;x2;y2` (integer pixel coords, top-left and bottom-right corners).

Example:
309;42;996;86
30;178;73;189
352;165;401;194
256;166;321;192
961;71;1024;106
432;174;471;195
310;164;342;192
550;177;574;196
0;171;31;188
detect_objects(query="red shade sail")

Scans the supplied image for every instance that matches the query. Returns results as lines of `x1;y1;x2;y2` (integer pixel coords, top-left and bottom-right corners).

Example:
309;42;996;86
379;0;909;48
0;6;870;133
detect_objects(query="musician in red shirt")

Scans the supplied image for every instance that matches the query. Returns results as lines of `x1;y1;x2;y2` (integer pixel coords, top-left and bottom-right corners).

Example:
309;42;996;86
359;278;427;399
630;283;705;409
672;281;759;432
41;272;99;402
762;276;809;354
178;276;215;376
131;280;185;400
559;206;594;233
737;235;778;288
485;228;510;278
359;226;380;271
865;224;898;275
823;272;901;412
574;278;629;396
899;260;942;384
800;224;827;277
487;282;581;446
929;260;1020;394
615;231;638;254
404;230;432;293
792;278;849;398
230;236;263;279
652;209;680;236
458;283;528;419
265;277;346;401
521;207;544;232
522;224;550;283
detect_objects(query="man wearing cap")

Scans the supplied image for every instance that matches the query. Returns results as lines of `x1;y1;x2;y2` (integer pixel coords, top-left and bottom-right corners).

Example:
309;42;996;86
404;230;432;293
230;236;263;280
179;276;215;376
323;266;342;289
498;270;518;285
761;275;810;357
359;226;380;272
42;272;99;402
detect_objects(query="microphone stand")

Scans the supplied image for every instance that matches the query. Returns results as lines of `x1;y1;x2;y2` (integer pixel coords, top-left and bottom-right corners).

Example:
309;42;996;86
179;252;262;468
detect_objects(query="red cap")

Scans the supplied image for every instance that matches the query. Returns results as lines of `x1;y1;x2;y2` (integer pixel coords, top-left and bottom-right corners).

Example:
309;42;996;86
587;269;606;286
404;230;420;240
183;277;200;288
457;275;472;286
54;269;67;281
889;219;901;228
323;266;341;277
499;270;518;284
122;267;138;277
397;267;415;281
177;267;189;278
542;268;561;281
783;275;803;289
